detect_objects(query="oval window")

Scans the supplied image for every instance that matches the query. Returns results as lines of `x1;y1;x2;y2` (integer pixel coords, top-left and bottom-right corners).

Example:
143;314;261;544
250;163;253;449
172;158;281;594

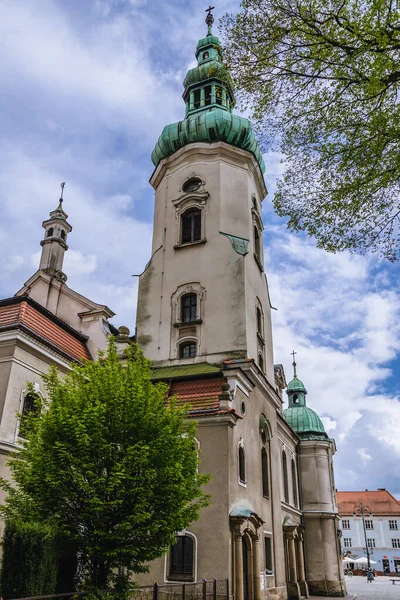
183;177;202;193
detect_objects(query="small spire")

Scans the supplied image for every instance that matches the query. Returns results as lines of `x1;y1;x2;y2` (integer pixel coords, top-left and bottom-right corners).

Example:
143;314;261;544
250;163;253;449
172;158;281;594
291;350;297;378
57;181;66;209
205;5;215;35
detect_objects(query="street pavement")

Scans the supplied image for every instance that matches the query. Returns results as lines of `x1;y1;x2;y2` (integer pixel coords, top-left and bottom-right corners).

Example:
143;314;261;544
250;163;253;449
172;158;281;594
345;575;400;599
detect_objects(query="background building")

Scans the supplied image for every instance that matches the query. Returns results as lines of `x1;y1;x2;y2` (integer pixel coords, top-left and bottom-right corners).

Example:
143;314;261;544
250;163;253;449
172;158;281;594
337;489;400;574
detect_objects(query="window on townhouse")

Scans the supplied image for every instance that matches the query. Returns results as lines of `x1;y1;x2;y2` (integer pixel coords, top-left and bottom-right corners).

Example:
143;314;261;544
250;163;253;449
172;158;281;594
365;519;374;530
390;520;398;530
367;538;376;549
342;519;350;530
392;539;400;549
343;538;352;548
264;537;273;574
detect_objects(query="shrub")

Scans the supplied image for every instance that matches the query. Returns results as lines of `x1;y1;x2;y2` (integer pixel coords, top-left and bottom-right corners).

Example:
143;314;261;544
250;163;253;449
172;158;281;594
0;519;57;599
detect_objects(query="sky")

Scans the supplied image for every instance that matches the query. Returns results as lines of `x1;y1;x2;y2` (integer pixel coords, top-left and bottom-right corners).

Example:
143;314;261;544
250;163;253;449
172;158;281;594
1;0;400;497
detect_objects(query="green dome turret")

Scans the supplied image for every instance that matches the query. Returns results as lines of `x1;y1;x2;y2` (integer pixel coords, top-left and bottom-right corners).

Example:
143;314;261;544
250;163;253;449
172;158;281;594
283;352;328;441
151;9;265;173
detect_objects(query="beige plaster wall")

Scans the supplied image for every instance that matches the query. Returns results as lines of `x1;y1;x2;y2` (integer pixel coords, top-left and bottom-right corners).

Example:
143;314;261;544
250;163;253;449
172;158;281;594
137;143;274;386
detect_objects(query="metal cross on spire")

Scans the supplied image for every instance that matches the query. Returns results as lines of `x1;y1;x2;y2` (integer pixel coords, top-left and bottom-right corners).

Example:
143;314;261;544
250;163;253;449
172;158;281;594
60;182;66;203
205;5;215;34
291;350;297;378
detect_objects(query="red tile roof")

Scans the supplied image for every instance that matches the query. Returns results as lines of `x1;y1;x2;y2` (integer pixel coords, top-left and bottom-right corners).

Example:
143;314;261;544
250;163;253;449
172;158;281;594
337;490;400;516
0;298;90;362
170;377;227;415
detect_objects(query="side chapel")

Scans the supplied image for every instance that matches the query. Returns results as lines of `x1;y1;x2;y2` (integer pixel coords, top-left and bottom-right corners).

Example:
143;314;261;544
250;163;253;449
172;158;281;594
0;9;345;600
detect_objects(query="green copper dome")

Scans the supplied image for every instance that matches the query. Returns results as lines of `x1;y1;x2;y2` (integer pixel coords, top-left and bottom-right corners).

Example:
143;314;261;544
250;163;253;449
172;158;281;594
284;360;328;440
287;377;307;392
151;14;265;173
152;108;265;171
284;406;328;440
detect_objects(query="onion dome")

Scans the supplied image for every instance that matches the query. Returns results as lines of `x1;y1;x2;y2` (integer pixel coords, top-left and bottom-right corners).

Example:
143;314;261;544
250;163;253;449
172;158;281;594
151;10;265;174
283;354;328;441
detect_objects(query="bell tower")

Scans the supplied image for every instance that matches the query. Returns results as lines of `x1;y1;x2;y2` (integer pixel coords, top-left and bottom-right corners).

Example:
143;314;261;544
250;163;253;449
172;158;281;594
39;183;72;282
136;11;275;385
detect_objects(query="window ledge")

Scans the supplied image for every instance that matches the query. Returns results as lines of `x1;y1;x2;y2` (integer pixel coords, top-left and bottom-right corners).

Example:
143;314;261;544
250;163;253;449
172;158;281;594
238;480;247;488
253;253;264;272
167;575;194;582
174;239;207;250
174;319;202;328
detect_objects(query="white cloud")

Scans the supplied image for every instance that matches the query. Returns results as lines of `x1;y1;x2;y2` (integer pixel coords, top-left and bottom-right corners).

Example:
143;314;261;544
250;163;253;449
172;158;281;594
357;448;372;463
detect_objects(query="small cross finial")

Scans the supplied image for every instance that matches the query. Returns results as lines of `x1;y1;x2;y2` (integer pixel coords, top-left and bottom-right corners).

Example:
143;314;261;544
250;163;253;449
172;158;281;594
60;182;66;204
205;5;215;33
291;350;297;378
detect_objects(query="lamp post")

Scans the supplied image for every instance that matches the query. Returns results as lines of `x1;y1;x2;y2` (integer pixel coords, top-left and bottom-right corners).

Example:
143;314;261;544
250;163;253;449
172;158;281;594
353;502;372;570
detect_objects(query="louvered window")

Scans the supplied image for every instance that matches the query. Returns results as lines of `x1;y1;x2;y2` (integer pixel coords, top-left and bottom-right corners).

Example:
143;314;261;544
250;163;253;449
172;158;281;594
181;210;201;244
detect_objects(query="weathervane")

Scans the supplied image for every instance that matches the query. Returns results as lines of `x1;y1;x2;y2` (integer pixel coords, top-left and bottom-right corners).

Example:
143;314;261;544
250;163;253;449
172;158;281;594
60;182;66;204
291;350;297;378
205;5;215;33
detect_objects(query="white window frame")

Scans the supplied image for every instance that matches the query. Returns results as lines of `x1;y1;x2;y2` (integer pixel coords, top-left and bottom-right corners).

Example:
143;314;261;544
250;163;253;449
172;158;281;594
342;519;350;530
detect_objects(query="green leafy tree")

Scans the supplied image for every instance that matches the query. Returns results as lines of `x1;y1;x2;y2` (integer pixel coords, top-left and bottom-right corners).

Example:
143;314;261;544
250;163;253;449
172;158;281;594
0;341;210;591
222;0;400;259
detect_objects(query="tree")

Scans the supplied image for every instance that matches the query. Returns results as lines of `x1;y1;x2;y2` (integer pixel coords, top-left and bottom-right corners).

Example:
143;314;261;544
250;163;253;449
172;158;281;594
0;341;210;591
222;0;400;260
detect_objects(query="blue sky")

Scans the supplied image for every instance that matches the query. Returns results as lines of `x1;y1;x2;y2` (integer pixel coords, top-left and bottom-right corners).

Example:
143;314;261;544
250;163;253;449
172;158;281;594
1;0;400;496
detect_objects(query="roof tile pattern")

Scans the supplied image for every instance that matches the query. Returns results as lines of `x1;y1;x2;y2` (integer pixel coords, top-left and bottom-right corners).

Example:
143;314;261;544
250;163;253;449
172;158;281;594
337;490;400;516
0;300;90;362
170;377;225;414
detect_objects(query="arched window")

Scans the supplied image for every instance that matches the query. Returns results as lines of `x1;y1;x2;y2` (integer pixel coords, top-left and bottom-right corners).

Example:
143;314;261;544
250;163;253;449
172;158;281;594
47;227;54;238
179;341;197;359
193;89;201;109
60;229;66;240
181;293;197;323
181;209;201;244
169;535;194;580
282;451;289;503
254;225;261;261
204;85;211;105
19;392;40;438
203;51;209;60
291;460;298;508
262;448;269;498
239;445;246;484
256;306;263;336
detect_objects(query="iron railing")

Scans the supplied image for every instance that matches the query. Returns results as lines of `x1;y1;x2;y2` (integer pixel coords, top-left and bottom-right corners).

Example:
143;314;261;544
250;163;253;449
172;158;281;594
4;579;229;600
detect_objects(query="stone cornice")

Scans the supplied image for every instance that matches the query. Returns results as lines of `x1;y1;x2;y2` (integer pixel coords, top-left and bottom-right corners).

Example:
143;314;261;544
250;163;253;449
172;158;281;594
150;142;267;200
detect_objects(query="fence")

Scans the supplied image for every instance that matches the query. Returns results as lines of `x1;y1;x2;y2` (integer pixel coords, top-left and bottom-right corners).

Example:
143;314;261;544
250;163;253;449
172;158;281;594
132;579;229;600
4;579;229;600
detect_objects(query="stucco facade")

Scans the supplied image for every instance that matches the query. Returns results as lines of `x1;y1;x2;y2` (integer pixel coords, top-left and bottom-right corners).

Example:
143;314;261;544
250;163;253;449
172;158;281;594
134;14;345;599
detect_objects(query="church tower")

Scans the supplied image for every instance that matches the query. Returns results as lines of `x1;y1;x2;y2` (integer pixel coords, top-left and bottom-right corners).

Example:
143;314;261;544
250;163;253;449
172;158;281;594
136;10;274;384
284;360;345;597
38;183;71;282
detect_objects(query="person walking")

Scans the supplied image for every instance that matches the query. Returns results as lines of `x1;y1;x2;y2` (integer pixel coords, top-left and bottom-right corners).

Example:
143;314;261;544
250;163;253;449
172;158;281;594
367;568;374;583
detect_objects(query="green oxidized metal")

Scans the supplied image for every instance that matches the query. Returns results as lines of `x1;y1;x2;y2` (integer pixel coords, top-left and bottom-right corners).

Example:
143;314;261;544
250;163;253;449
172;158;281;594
151;26;265;173
151;108;266;172
284;375;328;440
